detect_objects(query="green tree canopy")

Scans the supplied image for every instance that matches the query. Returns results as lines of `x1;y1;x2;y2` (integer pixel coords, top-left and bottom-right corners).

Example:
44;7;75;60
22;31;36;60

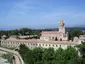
18;44;82;64
68;29;83;40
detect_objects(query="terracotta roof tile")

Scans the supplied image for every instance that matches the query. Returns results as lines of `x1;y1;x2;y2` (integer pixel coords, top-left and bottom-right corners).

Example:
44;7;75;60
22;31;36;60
41;31;60;35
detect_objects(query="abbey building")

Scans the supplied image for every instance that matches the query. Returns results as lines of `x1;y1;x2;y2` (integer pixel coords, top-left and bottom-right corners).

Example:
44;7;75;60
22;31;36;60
0;19;79;49
40;19;68;41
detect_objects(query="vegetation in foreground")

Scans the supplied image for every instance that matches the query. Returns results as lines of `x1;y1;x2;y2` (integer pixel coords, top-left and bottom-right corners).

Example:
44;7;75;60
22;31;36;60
18;42;85;64
1;53;13;64
0;28;85;64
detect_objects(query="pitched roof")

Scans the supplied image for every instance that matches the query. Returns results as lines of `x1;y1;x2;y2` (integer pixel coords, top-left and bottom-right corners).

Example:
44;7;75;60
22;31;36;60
4;39;78;45
41;31;60;35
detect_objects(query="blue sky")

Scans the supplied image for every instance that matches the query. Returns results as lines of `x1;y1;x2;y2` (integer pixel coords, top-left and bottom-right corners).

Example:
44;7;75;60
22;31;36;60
0;0;85;30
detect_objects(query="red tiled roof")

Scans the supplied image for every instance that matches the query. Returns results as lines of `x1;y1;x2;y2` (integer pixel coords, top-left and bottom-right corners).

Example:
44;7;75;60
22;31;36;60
41;31;60;35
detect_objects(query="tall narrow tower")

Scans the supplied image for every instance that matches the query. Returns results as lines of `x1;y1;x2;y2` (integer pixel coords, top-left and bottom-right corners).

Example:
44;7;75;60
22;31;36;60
59;18;66;33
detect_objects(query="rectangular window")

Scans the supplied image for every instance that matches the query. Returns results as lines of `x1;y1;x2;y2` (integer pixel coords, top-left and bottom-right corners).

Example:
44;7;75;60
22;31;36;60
49;44;50;46
36;43;37;46
43;44;44;46
28;43;29;45
31;43;32;45
56;45;57;47
46;44;47;46
39;44;41;46
52;37;54;39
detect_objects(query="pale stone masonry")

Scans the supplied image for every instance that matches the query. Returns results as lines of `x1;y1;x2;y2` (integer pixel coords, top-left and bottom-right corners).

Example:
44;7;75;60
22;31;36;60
79;35;85;43
0;19;81;49
40;19;68;41
1;38;78;49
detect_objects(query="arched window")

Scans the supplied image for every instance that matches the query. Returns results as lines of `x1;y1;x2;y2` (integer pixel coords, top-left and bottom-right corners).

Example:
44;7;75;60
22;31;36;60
55;37;58;41
60;38;62;41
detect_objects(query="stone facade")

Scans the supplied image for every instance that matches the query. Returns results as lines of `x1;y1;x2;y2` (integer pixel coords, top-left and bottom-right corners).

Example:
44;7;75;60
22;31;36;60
1;37;78;50
0;18;80;50
40;19;68;41
79;35;85;43
0;35;79;50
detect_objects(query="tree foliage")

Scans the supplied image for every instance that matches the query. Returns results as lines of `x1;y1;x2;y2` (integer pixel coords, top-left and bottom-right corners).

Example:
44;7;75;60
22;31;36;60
77;42;85;64
68;29;83;40
0;28;41;39
18;44;81;64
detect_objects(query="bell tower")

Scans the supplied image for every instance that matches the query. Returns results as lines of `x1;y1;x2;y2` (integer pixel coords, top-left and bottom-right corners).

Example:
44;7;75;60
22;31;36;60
59;18;66;33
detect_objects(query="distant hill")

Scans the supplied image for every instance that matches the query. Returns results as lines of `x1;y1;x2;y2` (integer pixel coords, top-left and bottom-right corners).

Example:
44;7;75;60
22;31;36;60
37;27;85;32
67;27;85;31
75;25;85;27
0;27;85;32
